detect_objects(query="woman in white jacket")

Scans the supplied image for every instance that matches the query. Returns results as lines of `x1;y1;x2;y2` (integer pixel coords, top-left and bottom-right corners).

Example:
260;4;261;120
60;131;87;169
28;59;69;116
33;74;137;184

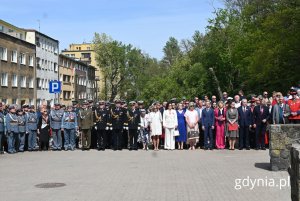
163;102;178;150
148;105;162;151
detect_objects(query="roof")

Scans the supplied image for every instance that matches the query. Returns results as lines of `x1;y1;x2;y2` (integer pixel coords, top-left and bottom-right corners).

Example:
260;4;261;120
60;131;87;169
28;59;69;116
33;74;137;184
0;19;25;32
0;32;36;49
59;54;96;69
22;29;59;43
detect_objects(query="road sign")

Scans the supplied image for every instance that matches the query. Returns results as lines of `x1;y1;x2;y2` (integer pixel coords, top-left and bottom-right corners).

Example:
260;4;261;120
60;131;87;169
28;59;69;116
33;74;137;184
49;80;61;94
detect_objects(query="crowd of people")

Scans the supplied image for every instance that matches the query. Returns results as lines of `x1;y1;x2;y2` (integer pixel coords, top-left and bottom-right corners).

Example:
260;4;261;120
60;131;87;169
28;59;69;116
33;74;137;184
0;86;299;154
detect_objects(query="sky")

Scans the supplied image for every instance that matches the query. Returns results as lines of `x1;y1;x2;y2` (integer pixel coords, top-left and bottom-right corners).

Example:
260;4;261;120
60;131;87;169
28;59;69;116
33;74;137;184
0;0;224;59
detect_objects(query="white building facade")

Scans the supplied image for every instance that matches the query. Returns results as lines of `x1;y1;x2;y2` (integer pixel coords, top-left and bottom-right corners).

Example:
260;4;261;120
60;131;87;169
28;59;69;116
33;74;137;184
25;30;59;106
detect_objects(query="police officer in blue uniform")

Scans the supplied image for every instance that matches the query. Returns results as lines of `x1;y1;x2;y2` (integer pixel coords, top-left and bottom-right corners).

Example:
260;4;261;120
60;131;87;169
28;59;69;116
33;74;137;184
95;100;109;151
26;105;38;151
50;103;64;151
0;103;6;154
61;105;78;151
17;109;26;152
6;105;18;154
128;101;141;151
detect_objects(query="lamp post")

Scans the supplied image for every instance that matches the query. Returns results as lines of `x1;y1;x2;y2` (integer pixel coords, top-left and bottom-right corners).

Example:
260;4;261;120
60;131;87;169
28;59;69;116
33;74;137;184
95;76;100;102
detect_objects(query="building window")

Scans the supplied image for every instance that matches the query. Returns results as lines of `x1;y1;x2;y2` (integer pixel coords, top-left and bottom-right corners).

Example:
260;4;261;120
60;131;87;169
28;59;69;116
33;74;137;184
11;74;18;87
0;47;7;61
20;76;26;88
11;50;17;63
1;73;8;86
54;63;58;72
0;25;3;32
12;99;18;104
71;54;75;57
81;53;91;59
29;78;34;88
20;53;26;65
29;56;34;66
87;47;90;50
8;29;14;33
37;78;41;89
2;99;7;104
29;99;33;105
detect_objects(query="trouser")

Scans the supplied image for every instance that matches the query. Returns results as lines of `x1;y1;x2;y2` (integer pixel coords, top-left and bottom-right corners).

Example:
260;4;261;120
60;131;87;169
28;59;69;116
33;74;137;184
129;129;138;150
239;126;250;148
164;128;175;150
28;130;37;151
113;129;122;150
81;129;91;149
52;129;62;150
91;126;97;149
0;132;3;152
18;132;25;151
255;124;267;148
97;129;107;149
290;119;300;124
64;128;75;150
8;132;17;153
198;122;204;148
204;126;213;149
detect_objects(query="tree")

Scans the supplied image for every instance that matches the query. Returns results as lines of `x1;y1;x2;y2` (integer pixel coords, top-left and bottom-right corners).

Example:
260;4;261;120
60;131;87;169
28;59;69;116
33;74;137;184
162;37;182;67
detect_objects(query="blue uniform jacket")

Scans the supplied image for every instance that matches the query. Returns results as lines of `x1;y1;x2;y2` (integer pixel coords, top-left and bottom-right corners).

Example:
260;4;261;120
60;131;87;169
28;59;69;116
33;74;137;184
61;111;78;129
6;113;19;133
26;112;38;131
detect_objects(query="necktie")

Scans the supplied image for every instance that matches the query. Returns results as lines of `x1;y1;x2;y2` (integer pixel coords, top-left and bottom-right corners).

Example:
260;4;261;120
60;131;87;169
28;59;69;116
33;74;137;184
260;106;263;115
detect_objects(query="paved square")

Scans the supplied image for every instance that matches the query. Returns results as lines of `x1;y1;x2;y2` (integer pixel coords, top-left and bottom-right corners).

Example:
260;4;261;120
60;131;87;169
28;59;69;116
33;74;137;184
0;149;290;201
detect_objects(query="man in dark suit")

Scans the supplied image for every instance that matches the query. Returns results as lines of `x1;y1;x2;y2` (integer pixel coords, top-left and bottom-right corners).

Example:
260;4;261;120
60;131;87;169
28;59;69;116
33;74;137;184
238;99;253;150
253;96;270;150
111;99;126;151
201;101;215;150
128;101;140;151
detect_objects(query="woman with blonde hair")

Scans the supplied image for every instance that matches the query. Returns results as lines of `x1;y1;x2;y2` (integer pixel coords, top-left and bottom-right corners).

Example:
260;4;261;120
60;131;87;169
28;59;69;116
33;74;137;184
214;101;226;149
185;102;199;150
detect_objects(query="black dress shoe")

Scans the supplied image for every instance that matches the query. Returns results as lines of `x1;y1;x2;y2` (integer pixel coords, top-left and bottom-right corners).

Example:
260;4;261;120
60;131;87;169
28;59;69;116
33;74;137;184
246;147;250;150
209;148;213;150
261;147;266;150
204;148;208;150
255;148;259;150
239;147;243;150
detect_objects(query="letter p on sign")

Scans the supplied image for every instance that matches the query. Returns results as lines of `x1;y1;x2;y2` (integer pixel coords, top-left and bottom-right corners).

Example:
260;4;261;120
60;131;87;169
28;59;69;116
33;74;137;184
49;80;61;94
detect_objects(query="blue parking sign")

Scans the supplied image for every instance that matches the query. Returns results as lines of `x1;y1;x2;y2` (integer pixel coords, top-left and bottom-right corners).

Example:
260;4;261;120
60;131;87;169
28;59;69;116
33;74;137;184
49;80;61;94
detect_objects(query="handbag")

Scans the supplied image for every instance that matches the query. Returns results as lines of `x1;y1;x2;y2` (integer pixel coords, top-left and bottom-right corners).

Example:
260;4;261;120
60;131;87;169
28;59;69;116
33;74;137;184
188;129;199;140
174;129;180;137
228;123;238;131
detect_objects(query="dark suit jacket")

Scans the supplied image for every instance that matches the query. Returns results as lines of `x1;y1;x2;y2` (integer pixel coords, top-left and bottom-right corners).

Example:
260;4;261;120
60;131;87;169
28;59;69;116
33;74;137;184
128;109;141;129
253;105;269;125
238;106;253;126
201;108;215;127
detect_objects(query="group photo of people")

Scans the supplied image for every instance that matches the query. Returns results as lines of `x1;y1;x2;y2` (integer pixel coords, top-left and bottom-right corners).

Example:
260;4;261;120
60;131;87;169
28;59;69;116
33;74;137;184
0;86;299;154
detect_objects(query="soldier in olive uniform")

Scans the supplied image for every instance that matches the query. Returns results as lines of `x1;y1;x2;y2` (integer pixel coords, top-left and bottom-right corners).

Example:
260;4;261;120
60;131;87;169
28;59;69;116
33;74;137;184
111;99;126;151
95;100;109;151
50;103;64;151
26;105;39;151
0;103;6;154
6;105;18;154
78;101;93;150
17;109;26;152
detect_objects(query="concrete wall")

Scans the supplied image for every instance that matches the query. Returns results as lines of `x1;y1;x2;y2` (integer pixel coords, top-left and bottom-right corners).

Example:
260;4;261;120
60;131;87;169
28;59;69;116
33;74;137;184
269;124;300;171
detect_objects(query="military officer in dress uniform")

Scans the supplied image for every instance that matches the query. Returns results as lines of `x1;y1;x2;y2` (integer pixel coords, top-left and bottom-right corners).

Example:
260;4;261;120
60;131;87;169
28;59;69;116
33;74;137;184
128;101;141;151
61;105;78;151
0;103;6;154
26;105;39;151
17;109;26;152
105;101;113;149
78;101;93;151
95;100;109;151
50;103;64;151
6;105;18;154
111;99;126;151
